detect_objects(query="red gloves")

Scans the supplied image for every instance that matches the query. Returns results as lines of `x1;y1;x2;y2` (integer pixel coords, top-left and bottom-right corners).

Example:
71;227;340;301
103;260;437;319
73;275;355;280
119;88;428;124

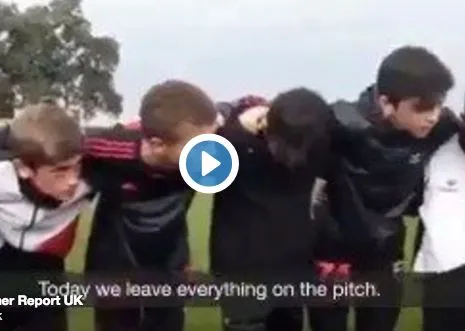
316;261;352;280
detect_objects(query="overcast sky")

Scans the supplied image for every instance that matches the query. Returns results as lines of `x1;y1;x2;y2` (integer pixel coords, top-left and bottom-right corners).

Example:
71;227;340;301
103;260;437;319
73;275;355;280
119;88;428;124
14;0;465;122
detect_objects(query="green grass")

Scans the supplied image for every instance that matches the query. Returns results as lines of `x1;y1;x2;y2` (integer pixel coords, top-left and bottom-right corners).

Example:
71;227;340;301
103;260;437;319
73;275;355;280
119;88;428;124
65;195;421;331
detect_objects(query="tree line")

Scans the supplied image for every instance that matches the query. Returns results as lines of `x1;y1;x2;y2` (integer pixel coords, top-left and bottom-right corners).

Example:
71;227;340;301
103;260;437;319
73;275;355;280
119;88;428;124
0;0;122;120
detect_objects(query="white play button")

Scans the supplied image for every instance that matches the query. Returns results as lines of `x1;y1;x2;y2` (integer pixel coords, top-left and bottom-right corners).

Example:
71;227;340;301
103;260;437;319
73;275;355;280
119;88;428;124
180;134;239;194
201;151;221;176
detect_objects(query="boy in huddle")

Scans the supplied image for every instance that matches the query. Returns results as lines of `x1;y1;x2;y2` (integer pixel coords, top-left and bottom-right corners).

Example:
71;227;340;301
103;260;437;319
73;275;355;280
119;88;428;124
0;79;221;331
0;103;93;331
211;87;334;331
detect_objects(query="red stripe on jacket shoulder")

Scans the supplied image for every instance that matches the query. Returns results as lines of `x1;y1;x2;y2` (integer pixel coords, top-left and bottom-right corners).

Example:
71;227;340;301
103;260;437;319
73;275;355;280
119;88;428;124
84;126;140;160
37;219;79;258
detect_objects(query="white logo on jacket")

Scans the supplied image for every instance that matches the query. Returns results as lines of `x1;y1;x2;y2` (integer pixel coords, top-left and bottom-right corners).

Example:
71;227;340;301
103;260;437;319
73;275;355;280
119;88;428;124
409;153;422;164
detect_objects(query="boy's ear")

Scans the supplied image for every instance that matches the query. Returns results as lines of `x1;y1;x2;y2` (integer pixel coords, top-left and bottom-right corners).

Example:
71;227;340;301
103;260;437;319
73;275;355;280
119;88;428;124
146;136;164;148
12;158;33;179
141;137;166;158
378;95;395;118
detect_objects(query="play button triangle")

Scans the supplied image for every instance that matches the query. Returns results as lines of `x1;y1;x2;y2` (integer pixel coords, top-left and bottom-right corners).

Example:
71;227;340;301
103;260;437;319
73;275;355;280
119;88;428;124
201;151;221;176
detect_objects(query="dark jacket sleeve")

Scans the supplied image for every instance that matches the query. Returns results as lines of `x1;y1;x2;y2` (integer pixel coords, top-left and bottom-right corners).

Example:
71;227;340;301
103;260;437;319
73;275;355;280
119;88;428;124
328;100;366;155
429;107;460;151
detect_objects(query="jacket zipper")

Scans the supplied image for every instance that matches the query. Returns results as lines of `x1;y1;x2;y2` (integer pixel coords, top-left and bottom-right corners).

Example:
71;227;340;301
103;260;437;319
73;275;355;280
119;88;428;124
19;205;39;250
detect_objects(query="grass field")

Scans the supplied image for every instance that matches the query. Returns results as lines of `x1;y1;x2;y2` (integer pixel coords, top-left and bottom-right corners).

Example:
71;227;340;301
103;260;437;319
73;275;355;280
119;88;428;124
65;194;422;331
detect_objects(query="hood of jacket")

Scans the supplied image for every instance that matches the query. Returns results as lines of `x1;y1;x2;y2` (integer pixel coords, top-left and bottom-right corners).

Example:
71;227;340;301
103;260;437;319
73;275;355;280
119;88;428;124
357;85;382;122
355;84;420;143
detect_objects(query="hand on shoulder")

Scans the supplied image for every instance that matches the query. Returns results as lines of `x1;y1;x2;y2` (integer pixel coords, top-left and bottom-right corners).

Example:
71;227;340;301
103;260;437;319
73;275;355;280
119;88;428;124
238;105;269;134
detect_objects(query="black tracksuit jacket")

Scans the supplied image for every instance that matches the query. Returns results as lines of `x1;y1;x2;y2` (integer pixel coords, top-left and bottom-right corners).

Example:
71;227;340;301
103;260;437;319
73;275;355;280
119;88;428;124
83;124;194;272
314;85;459;266
210;103;330;274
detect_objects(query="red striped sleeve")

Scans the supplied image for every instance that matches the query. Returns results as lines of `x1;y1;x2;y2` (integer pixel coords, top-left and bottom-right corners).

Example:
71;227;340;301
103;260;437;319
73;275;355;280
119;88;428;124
84;138;137;159
84;128;139;160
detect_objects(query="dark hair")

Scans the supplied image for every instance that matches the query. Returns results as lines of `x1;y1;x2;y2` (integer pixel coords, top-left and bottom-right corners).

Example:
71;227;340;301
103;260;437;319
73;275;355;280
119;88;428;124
265;87;332;168
8;103;82;167
139;80;217;140
376;46;454;108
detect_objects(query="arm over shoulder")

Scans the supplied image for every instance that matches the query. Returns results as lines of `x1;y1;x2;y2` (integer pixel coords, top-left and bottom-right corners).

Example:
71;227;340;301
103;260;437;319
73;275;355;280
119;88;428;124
428;108;460;151
216;95;268;139
82;124;140;189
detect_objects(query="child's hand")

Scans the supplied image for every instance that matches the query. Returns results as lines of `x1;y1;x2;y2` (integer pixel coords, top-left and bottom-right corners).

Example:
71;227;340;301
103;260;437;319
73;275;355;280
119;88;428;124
238;105;269;134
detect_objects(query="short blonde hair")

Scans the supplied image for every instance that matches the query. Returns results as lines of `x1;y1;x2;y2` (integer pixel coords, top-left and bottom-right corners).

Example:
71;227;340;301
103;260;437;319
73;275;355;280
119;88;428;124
8;103;82;166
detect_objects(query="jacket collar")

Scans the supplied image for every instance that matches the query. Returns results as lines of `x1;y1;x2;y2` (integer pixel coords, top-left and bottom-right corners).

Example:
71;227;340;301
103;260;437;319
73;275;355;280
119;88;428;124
18;178;63;209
